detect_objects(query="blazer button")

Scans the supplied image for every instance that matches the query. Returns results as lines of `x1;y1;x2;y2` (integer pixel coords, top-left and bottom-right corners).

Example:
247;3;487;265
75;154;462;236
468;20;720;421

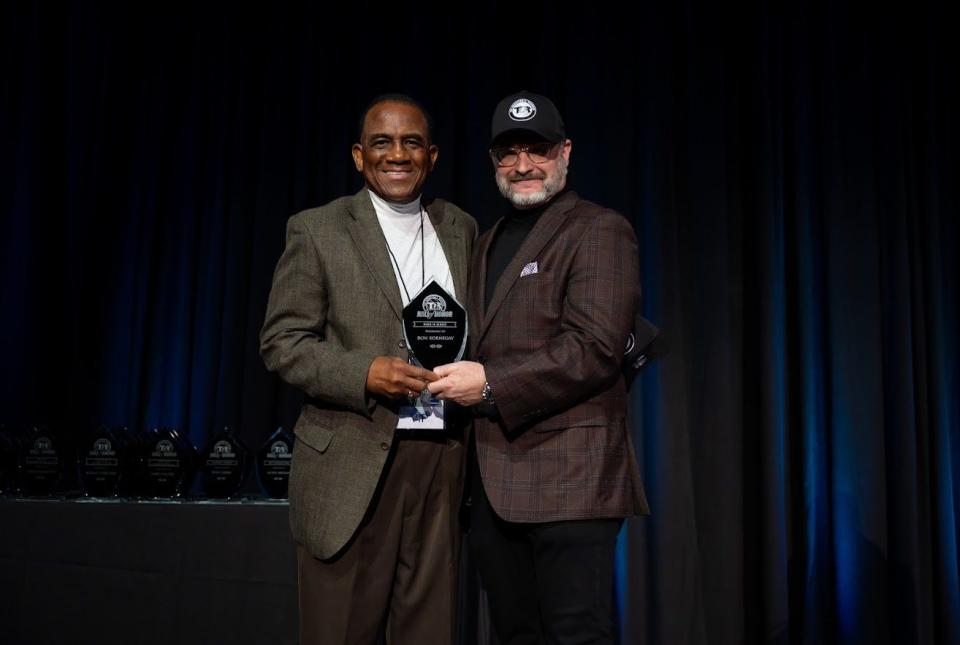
397;339;405;348
380;442;390;451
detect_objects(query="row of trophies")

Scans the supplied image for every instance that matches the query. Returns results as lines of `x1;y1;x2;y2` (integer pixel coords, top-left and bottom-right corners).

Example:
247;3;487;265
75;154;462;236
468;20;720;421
0;424;293;500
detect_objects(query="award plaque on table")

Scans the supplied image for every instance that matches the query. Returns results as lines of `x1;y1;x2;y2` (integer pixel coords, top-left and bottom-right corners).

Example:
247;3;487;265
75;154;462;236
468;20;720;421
141;427;197;499
17;425;64;496
256;427;293;499
201;426;248;499
399;279;467;430
79;425;126;498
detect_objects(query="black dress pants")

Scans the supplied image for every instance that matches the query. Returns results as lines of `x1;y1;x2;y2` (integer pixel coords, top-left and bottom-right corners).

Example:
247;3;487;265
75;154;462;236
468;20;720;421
468;459;622;645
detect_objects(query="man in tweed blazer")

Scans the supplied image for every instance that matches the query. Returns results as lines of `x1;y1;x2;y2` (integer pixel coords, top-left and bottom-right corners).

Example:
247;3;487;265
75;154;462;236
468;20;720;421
260;95;476;645
429;91;648;644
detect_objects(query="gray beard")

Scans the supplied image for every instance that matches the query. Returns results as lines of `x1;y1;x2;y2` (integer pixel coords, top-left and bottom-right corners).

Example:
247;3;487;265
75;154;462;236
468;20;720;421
496;156;568;208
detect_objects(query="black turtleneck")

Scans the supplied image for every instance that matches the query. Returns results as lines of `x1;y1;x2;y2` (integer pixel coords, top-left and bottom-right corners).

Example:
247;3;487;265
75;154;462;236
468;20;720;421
484;195;558;312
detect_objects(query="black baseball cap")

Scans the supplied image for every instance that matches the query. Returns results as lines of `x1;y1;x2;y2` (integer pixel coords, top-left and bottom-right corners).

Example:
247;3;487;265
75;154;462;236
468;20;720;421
490;90;566;146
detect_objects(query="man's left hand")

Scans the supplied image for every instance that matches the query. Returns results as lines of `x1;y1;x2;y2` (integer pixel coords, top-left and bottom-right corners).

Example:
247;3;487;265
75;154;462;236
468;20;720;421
427;361;487;406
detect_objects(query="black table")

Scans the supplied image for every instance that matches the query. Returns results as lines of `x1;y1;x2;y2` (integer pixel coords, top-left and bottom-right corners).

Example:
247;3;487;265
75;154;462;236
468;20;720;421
0;497;297;645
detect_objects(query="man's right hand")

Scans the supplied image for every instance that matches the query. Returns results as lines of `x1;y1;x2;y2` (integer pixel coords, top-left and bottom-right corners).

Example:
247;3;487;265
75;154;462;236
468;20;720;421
366;356;439;399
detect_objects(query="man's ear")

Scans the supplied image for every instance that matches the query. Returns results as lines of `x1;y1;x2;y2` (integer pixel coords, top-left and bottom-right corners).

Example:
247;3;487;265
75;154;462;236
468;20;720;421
351;144;364;172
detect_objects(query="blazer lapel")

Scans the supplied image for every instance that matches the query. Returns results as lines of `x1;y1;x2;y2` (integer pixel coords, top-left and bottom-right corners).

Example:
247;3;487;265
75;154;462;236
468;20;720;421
471;217;503;322
426;202;467;302
470;217;502;346
478;191;579;345
346;188;404;320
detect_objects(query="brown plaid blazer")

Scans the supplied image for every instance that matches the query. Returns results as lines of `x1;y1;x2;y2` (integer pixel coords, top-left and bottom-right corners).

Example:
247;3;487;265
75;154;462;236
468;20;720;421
470;191;650;523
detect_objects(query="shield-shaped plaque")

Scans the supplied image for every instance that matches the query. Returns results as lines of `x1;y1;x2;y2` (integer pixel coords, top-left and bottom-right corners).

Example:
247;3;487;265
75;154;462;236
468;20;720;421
402;280;467;370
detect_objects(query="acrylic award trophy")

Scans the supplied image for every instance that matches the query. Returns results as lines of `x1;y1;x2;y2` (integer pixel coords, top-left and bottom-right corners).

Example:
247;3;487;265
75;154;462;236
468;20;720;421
399;279;467;430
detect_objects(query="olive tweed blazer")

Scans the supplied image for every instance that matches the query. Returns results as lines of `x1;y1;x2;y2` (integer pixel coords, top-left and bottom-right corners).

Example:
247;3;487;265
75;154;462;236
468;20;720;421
260;188;476;559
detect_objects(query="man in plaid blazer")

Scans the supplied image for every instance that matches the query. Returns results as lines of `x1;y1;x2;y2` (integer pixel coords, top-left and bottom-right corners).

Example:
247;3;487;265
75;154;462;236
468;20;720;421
429;91;649;644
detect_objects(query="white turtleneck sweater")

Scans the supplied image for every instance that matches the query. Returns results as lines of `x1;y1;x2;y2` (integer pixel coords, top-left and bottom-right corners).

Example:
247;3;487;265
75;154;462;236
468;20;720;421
369;190;456;305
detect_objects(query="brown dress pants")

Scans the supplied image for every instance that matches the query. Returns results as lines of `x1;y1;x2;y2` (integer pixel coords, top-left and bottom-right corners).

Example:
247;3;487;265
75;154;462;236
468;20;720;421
297;435;462;645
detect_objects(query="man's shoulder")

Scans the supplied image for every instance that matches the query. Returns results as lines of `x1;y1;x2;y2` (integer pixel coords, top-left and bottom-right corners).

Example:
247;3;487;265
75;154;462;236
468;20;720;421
425;197;477;233
289;194;355;229
565;194;634;233
566;193;621;219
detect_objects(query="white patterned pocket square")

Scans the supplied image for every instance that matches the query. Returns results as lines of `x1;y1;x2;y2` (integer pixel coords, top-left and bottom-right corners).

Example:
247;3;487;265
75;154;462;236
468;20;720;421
519;261;539;277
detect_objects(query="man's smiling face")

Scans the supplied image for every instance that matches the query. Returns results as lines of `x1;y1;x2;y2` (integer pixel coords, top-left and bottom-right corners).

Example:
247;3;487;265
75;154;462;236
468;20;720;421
491;133;571;209
352;100;438;204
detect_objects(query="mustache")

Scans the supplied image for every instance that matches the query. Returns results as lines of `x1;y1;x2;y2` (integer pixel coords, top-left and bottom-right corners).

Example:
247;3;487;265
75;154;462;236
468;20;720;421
508;172;546;182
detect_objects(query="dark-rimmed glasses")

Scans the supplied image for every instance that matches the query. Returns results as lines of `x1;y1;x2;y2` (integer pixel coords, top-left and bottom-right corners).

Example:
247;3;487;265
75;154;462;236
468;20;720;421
489;142;560;167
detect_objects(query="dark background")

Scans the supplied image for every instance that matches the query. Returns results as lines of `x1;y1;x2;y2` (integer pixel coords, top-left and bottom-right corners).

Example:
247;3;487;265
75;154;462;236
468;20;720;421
2;2;958;643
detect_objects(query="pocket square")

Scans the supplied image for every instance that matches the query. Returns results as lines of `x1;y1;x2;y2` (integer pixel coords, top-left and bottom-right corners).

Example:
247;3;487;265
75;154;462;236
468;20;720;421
520;261;539;277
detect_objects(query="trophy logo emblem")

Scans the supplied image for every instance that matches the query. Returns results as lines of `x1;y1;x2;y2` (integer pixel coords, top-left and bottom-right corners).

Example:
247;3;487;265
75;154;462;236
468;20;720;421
420;294;447;318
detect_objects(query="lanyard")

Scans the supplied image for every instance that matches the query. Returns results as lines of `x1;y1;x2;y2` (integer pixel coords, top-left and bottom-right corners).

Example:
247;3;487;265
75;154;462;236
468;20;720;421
385;206;425;304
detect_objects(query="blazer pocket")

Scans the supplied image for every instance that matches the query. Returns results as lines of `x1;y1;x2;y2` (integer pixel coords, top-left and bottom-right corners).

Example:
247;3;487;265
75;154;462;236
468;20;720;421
530;402;612;432
531;416;608;432
516;270;553;286
294;424;334;454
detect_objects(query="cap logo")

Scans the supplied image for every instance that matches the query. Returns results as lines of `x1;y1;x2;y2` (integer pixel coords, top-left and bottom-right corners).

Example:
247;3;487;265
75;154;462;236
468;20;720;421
508;98;537;121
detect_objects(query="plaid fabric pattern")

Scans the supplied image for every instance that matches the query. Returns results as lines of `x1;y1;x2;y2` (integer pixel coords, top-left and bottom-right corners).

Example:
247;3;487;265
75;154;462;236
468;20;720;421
470;192;650;522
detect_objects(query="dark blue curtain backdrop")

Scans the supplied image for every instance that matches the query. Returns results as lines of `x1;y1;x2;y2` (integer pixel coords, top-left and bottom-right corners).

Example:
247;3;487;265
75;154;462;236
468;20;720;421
2;2;957;644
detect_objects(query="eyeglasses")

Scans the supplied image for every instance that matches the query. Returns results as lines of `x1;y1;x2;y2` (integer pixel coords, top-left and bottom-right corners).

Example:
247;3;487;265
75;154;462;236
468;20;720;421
489;142;560;167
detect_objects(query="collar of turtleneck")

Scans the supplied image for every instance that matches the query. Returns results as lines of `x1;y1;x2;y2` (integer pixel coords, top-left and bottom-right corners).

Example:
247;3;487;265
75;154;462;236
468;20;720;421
503;189;568;230
368;189;422;218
